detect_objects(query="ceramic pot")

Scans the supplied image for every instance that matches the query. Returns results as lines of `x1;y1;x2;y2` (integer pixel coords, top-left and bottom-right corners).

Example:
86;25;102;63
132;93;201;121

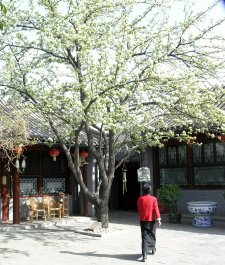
187;201;217;228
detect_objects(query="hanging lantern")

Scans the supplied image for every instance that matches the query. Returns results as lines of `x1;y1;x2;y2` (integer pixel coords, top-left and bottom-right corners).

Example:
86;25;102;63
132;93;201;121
122;168;127;194
49;148;60;161
15;158;20;169
187;138;194;145
218;134;225;143
13;145;25;158
79;150;88;164
21;157;26;169
1;175;7;185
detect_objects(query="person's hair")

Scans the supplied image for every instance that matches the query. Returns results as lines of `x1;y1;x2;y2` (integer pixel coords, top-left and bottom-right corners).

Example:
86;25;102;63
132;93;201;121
143;185;151;195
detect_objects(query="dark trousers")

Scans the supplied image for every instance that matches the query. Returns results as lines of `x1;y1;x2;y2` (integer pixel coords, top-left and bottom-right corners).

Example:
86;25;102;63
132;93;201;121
140;220;156;256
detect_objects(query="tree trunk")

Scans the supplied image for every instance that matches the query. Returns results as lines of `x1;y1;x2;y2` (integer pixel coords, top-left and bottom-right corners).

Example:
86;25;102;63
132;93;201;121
95;202;109;228
100;202;109;228
95;204;101;221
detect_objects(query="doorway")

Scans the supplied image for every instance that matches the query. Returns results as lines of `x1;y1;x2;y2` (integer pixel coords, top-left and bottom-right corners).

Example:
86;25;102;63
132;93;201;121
110;161;140;211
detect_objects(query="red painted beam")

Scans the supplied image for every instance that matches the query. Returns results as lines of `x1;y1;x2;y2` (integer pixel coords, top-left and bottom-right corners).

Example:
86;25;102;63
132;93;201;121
1;159;10;222
13;167;20;224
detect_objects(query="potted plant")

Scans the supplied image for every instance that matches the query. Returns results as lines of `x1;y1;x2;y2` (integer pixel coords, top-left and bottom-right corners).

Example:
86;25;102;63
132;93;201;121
158;184;182;224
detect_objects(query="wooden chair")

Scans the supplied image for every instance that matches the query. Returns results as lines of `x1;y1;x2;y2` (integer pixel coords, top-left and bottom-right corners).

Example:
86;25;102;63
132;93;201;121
49;197;62;219
26;197;36;222
60;194;69;217
43;196;62;220
26;197;47;222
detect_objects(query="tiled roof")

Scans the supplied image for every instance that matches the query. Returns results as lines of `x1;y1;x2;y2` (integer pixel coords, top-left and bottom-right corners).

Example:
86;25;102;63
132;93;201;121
1;87;224;145
0;100;88;144
0;100;55;140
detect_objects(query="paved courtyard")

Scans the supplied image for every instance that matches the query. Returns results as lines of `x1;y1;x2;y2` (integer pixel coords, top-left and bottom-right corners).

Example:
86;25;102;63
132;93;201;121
0;211;225;265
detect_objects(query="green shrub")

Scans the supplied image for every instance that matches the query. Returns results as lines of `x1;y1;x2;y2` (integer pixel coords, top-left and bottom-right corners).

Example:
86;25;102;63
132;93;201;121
158;184;182;214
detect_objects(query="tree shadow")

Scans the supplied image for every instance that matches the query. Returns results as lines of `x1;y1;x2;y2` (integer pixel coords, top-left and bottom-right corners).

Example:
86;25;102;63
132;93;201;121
60;250;142;262
0;247;29;256
109;211;225;236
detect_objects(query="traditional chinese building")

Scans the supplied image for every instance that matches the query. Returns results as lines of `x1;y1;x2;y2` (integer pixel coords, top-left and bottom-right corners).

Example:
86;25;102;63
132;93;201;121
1;99;225;223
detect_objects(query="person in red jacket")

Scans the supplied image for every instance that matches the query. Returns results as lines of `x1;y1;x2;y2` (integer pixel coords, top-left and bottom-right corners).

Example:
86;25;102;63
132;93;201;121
137;185;161;262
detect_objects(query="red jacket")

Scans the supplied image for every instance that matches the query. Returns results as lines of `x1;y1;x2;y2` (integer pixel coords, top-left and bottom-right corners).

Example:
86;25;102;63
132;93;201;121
137;194;161;221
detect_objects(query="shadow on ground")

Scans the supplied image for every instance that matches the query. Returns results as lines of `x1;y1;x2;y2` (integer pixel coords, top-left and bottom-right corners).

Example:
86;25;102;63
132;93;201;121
60;250;142;262
109;210;225;236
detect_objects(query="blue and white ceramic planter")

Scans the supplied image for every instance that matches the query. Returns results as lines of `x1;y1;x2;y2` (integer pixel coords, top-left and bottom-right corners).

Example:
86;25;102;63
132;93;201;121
187;201;217;228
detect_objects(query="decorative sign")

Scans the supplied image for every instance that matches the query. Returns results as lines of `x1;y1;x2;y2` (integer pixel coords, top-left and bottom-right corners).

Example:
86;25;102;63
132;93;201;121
18;178;38;195
137;167;151;182
43;177;65;193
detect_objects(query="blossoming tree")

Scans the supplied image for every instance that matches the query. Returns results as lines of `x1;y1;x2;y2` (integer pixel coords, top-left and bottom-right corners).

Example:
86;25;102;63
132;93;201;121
0;1;7;30
0;0;225;227
0;109;29;167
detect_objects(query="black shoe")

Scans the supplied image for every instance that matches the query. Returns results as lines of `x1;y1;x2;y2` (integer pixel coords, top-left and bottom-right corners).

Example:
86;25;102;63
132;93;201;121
141;255;147;262
152;248;156;255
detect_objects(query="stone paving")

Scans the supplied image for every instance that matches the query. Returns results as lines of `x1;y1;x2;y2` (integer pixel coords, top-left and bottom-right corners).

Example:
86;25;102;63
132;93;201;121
0;211;225;265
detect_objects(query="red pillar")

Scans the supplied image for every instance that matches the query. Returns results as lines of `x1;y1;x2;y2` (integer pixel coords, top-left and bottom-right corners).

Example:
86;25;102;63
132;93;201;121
2;183;10;222
13;166;20;224
1;159;10;222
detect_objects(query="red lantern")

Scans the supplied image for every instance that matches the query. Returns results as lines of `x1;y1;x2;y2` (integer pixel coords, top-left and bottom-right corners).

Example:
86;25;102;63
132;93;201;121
79;150;88;159
13;146;25;157
187;138;194;145
49;148;60;161
217;135;225;142
79;150;88;164
221;135;225;142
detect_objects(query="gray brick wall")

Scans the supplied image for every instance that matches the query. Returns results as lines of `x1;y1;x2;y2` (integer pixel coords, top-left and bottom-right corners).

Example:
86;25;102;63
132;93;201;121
157;189;225;214
178;190;225;214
